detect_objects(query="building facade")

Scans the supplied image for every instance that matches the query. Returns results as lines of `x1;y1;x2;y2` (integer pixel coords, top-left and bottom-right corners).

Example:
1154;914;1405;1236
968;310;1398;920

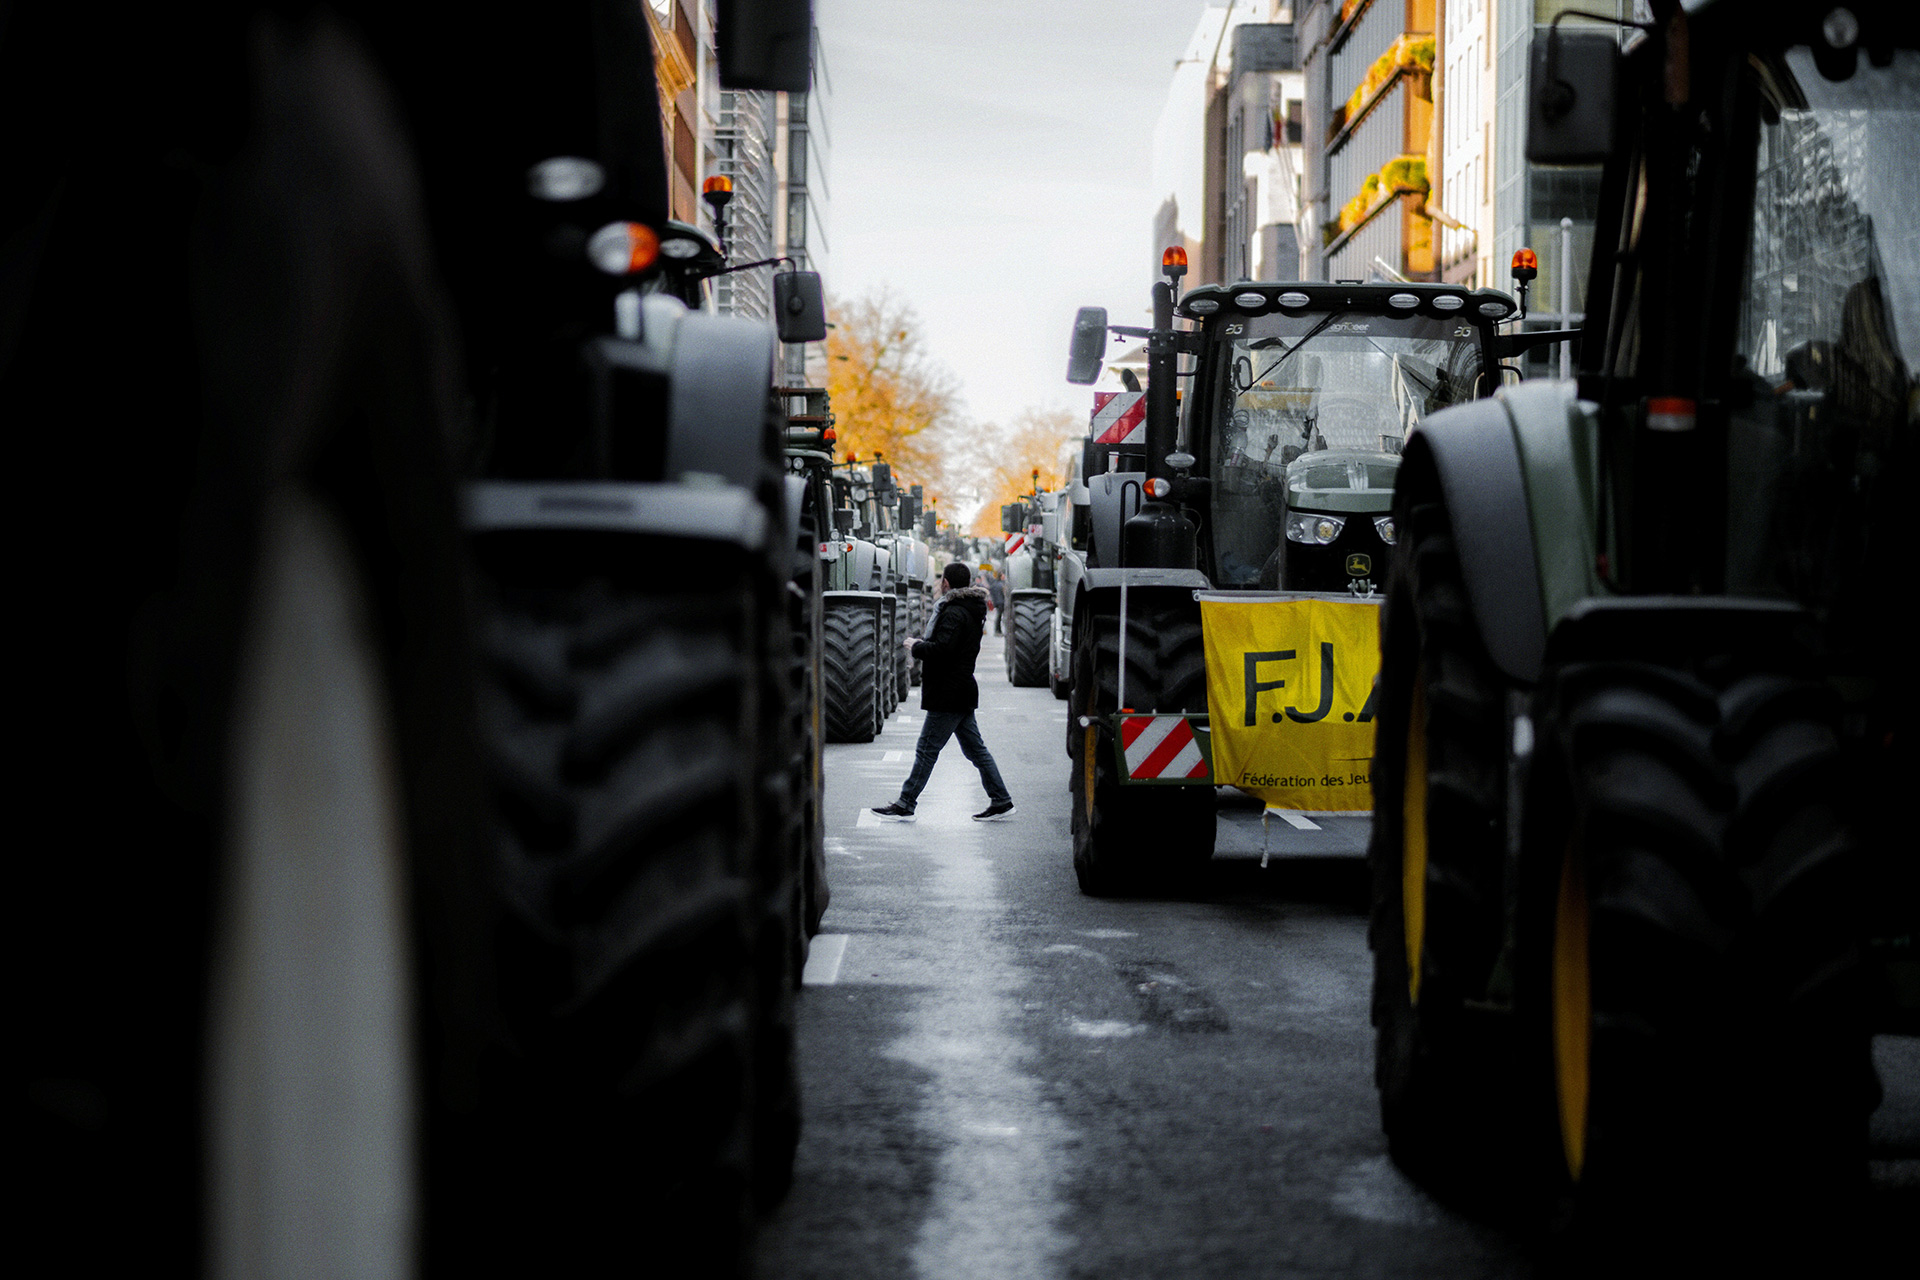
1151;4;1305;287
1288;0;1635;362
1209;16;1307;284
648;1;830;381
1299;0;1438;282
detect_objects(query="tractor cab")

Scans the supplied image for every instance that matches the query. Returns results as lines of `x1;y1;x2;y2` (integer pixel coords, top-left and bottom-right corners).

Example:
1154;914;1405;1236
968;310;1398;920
1176;282;1528;592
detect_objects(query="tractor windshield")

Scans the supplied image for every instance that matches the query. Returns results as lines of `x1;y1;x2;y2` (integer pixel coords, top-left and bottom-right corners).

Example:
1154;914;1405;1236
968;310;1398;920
1739;48;1920;404
1208;313;1483;587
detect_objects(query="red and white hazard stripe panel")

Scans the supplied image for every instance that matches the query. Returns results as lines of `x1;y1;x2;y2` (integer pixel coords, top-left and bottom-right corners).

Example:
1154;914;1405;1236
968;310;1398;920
1120;715;1210;781
1091;391;1147;445
1005;533;1026;554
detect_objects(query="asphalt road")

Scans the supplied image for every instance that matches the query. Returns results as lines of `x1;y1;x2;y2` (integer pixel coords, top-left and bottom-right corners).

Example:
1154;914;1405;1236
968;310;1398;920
757;633;1919;1279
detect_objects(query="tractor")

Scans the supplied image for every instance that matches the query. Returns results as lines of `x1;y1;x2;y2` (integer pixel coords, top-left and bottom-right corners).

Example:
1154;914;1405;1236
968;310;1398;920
1001;473;1063;688
1061;258;1570;896
1363;0;1917;1262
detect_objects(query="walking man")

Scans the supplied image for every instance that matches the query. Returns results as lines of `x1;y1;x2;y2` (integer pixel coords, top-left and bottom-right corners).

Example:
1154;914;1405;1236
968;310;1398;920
985;565;1005;635
871;562;1015;822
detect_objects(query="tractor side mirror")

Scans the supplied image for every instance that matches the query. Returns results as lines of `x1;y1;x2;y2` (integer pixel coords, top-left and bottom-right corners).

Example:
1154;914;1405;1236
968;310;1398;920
1000;503;1024;533
1067;307;1108;385
834;507;855;533
1528;30;1619;164
717;0;814;93
774;271;827;343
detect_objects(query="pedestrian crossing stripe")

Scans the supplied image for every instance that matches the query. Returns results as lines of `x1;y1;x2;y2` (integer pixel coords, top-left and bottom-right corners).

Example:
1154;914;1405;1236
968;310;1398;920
1118;714;1210;782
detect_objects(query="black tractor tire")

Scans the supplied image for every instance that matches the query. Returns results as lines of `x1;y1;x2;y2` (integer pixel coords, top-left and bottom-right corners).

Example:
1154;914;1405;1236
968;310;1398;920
908;590;925;687
15;22;487;1269
1050;611;1073;701
1008;596;1053;687
1069;604;1215;896
894;598;912;704
1537;662;1875;1264
1367;499;1523;1189
822;601;880;743
878;597;896;719
472;540;763;1271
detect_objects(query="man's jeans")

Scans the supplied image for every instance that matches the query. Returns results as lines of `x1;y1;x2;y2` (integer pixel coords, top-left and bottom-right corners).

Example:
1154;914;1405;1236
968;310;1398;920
898;710;1011;808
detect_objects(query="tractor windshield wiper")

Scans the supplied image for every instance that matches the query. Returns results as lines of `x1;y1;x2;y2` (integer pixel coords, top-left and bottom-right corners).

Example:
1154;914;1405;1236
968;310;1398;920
1252;311;1346;387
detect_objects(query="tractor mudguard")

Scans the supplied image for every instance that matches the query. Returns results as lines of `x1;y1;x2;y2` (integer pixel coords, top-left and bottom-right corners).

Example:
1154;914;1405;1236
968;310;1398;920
465;480;768;550
851;540;877;591
665;312;778;492
1071;569;1211;640
781;473;807;572
1085;471;1148;569
1005;547;1036;591
1404;380;1603;686
1544;595;1809;667
1077;567;1211;595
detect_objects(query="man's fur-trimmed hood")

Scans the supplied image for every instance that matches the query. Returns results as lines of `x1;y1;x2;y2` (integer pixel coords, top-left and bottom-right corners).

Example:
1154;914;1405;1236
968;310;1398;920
942;585;989;606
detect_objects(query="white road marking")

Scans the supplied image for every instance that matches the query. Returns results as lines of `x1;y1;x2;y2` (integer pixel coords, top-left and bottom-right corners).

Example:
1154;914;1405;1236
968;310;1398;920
1329;1155;1442;1227
882;763;1069;1280
1069;1019;1145;1039
1266;808;1322;831
802;934;848;986
1078;929;1136;939
883;751;907;762
856;809;919;827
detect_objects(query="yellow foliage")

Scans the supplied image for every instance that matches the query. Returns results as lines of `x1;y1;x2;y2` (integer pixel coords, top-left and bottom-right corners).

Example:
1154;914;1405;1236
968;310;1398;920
1339;34;1437;130
964;407;1084;537
826;289;961;501
1335;155;1430;237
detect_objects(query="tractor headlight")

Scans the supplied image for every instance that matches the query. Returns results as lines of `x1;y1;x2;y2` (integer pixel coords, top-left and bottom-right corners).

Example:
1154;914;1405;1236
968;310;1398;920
1286;512;1346;545
1373;516;1397;545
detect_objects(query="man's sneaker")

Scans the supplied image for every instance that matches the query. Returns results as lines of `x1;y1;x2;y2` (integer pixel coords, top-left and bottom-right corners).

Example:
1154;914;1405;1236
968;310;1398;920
871;802;916;821
972;800;1016;821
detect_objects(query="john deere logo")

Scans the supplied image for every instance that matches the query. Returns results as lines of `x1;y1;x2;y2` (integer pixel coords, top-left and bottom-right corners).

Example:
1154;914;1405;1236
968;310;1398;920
1346;553;1372;577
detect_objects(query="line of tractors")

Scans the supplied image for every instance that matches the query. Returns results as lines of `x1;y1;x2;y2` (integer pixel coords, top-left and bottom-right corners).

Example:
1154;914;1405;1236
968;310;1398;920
1029;0;1914;1265
11;1;930;1274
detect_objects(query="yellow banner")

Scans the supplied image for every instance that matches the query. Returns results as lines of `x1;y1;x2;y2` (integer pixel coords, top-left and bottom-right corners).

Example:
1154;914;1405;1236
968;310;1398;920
1199;596;1381;810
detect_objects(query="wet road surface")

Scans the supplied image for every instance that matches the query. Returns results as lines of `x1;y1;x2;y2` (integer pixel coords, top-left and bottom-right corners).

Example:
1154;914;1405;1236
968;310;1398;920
758;634;1919;1279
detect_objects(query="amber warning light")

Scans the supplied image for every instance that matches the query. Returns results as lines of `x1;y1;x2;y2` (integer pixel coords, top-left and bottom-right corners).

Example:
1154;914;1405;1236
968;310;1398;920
1511;248;1539;281
1162;245;1189;275
702;174;733;195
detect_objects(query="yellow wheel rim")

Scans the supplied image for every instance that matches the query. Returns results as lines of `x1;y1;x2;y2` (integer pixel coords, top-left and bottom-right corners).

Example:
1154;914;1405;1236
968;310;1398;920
1401;675;1428;1006
1553;834;1591;1182
1082;725;1098;825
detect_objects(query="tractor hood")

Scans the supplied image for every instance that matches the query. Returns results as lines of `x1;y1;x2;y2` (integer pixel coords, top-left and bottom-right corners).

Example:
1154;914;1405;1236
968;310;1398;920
1284;450;1400;515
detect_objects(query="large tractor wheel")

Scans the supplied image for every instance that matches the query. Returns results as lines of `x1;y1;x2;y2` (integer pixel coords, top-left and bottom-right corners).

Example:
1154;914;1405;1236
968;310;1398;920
1367;499;1520;1187
894;598;912;704
878;598;897;719
908;591;925;687
473;539;762;1272
1050;609;1072;701
1538;663;1873;1262
1069;605;1215;896
1008;596;1053;687
821;601;880;743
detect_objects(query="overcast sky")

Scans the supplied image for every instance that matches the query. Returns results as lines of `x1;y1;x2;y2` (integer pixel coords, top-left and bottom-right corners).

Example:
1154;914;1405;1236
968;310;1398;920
814;1;1211;432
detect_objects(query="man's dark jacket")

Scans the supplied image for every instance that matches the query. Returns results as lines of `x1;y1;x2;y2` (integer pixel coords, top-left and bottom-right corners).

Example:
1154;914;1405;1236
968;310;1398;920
911;586;989;711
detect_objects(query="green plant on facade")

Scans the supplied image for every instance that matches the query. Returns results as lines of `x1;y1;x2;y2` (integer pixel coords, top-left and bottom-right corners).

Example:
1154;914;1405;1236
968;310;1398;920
1327;154;1431;246
1330;34;1437;136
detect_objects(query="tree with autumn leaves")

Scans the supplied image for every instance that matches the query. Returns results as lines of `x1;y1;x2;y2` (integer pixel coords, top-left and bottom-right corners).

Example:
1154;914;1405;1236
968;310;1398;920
825;289;960;501
961;407;1082;536
825;289;1086;537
